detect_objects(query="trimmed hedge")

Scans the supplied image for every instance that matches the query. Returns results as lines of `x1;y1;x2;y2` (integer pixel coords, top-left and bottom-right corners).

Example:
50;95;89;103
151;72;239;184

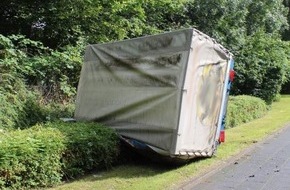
45;122;120;179
0;122;119;189
0;126;65;189
226;95;268;128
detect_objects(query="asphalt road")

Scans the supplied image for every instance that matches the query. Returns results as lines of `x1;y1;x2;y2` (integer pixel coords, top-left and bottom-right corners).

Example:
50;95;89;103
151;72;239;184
180;124;290;190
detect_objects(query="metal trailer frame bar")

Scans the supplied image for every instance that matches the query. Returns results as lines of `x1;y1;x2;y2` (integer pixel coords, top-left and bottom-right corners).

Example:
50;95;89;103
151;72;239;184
215;58;235;143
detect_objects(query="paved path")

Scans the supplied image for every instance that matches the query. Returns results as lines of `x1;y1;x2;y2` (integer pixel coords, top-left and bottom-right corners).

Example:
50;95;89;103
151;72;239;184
180;124;290;190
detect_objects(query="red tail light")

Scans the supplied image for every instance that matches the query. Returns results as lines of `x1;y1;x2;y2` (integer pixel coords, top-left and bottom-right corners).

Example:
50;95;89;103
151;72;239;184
229;70;235;82
219;130;225;143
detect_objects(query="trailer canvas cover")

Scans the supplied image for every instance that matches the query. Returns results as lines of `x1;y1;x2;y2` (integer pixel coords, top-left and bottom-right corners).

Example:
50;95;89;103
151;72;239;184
75;28;232;159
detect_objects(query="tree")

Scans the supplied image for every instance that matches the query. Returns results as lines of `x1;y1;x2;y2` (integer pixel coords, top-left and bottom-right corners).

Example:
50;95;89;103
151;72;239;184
1;0;289;103
245;0;288;35
232;32;289;104
0;0;149;48
282;0;290;40
184;0;288;52
142;0;189;32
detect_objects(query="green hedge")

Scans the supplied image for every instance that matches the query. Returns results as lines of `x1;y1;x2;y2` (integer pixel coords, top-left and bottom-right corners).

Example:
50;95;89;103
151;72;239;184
0;122;119;189
0;126;65;189
226;95;268;128
45;122;120;179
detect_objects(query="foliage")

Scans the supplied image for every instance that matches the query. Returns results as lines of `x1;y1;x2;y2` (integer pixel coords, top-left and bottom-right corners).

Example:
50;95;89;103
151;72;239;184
282;0;290;40
185;0;247;50
0;72;46;130
22;40;84;102
45;122;120;179
0;126;65;189
0;34;76;129
0;122;120;189
43;103;75;122
0;1;289;186
0;35;49;130
185;0;288;51
0;73;27;130
142;0;189;32
184;1;289;102
226;95;268;128
281;41;290;94
0;0;289;129
0;33;84;103
231;32;289;104
1;1;289;105
0;0;149;48
1;0;288;53
245;0;288;35
0;74;74;130
2;0;287;48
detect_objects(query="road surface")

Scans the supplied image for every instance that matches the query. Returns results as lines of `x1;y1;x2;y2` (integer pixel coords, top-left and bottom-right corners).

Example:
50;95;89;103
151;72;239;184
180;124;290;190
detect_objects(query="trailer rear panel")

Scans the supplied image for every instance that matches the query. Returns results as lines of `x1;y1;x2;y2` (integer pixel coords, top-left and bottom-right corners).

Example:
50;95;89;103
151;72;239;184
75;28;233;159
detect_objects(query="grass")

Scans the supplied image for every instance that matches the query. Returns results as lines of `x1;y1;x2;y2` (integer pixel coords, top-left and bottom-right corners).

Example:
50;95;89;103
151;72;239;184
48;95;290;190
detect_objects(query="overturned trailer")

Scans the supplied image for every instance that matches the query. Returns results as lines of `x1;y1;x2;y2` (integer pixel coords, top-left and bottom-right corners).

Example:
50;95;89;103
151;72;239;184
75;28;234;159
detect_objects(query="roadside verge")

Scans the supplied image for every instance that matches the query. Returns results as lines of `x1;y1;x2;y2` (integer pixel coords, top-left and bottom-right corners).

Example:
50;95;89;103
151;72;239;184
49;95;290;190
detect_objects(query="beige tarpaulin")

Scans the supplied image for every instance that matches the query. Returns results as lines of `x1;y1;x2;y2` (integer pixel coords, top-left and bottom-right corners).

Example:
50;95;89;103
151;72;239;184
75;28;232;159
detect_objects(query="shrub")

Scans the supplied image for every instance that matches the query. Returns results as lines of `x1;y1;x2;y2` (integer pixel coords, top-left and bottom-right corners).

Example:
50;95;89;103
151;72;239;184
0;73;27;130
0;122;119;189
232;32;289;104
20;94;47;128
0;73;46;130
0;35;47;130
0;84;75;130
0;126;65;189
43;102;75;122
226;95;268;128
0;95;16;129
281;59;290;94
24;44;83;103
45;122;120;179
0;34;84;104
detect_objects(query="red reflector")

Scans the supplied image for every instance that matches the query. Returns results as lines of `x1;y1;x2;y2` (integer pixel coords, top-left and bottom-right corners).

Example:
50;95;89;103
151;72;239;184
219;130;225;143
229;70;235;82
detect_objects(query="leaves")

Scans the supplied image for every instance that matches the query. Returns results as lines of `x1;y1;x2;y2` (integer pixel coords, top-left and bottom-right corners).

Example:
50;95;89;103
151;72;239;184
232;32;289;104
226;95;268;128
45;122;119;179
0;126;65;189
